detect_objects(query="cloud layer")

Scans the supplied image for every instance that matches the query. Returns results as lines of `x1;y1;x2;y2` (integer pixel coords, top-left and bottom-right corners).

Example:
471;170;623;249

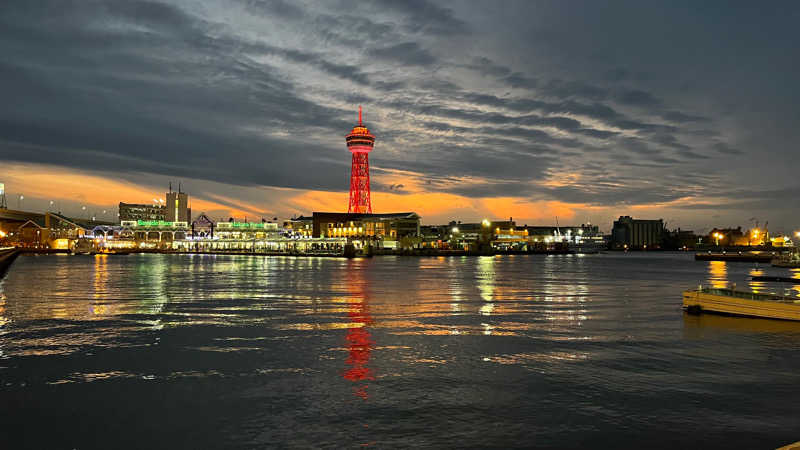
1;0;798;230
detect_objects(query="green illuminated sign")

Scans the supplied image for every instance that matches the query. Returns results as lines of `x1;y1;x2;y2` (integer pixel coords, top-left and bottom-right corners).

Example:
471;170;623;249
137;220;174;226
231;222;265;228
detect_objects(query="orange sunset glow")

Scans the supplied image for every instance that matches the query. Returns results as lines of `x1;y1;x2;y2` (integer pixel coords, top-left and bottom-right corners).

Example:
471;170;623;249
3;160;729;228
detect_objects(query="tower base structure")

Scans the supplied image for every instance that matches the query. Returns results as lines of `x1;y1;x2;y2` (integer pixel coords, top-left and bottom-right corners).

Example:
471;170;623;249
348;152;372;214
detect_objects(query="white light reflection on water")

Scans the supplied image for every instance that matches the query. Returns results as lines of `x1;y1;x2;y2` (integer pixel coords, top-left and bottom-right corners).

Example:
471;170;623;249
447;256;465;314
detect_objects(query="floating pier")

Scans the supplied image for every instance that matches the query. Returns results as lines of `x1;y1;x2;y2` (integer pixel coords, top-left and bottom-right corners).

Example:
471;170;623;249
694;252;775;263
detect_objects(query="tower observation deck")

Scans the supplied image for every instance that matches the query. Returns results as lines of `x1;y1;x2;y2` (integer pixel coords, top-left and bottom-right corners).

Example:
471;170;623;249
346;106;375;213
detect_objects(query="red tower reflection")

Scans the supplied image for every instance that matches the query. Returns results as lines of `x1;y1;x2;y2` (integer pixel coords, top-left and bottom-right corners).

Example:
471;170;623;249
342;264;374;400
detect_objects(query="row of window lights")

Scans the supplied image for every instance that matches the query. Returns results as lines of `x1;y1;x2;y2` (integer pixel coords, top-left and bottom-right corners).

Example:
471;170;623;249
328;227;364;233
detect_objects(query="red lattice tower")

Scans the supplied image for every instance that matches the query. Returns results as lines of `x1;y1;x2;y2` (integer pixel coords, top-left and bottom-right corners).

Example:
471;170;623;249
346;106;375;213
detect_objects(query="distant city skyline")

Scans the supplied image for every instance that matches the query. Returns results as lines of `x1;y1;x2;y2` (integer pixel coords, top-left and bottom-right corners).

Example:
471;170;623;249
1;1;798;231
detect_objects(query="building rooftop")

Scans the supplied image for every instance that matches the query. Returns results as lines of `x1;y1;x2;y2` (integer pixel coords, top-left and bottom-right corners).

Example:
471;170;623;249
312;212;419;220
49;212;116;229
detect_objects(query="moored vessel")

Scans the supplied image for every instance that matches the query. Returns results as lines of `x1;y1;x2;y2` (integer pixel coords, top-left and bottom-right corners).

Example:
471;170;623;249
772;250;800;268
683;286;800;321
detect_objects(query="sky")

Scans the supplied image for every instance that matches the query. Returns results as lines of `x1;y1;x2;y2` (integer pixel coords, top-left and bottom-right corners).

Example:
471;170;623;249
1;1;798;232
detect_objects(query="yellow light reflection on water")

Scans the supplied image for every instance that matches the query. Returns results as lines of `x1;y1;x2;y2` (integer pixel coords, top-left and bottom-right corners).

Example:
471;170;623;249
708;261;728;288
749;267;766;294
90;254;110;317
790;269;800;298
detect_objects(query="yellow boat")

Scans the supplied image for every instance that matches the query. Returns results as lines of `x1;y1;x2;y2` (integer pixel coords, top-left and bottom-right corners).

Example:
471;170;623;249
683;287;800;321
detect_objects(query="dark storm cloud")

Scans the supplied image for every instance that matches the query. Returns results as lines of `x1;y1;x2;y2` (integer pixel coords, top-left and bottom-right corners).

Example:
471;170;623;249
712;142;744;155
455;91;696;140
0;0;355;191
541;79;608;102
678;186;800;212
252;43;372;85
539;184;689;206
422;149;555;181
369;0;468;35
368;42;437;67
442;173;704;206
463;57;512;78
503;73;539;90
0;0;797;225
603;68;651;83
613;89;662;107
714;186;800;203
576;129;618;139
236;0;306;20
659;110;711;124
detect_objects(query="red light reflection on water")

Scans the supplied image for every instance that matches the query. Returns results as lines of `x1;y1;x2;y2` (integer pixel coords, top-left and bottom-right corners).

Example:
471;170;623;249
342;297;374;400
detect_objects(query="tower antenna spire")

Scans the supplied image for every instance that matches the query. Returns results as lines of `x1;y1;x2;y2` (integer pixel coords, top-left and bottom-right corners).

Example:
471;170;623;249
358;105;362;126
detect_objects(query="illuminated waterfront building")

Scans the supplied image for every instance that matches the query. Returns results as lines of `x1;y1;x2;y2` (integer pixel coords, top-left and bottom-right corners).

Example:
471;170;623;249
283;216;314;237
0;208;45;240
120;220;188;247
518;224;602;243
418;220;605;252
214;221;279;240
166;191;190;223
118;202;166;222
312;212;420;241
115;219;346;254
118;185;189;224
16;219;47;247
191;213;215;238
346;107;375;213
14;212;113;249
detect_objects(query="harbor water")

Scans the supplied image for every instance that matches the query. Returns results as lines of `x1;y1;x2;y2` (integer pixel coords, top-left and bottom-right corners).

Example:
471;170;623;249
1;252;799;448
